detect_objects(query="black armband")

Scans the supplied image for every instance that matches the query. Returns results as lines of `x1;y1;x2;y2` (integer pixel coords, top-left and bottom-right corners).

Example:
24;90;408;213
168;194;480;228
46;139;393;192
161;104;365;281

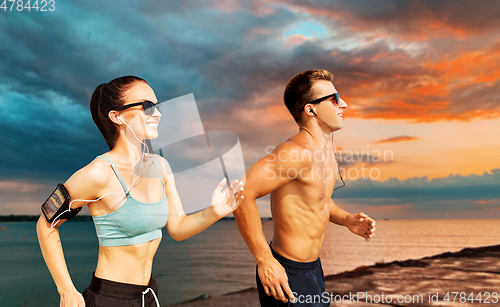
41;183;82;223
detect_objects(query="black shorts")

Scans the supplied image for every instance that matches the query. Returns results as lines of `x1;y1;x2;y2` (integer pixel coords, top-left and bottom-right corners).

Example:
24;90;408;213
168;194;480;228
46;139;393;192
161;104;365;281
256;246;328;307
83;272;160;307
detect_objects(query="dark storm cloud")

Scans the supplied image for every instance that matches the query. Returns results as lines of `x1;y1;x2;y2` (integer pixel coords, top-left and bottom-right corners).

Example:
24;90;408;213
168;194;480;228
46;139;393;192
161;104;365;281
0;2;224;181
1;0;499;215
0;88;107;181
0;14;111;104
283;0;500;38
0;2;305;181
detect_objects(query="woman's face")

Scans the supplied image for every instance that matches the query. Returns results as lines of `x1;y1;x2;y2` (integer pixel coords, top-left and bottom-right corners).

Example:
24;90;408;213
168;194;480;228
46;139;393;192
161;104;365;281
118;82;161;140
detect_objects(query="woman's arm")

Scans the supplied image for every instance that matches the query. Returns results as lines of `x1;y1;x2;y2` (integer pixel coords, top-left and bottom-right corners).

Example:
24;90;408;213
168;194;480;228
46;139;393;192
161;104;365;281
154;156;244;241
37;216;85;306
36;161;109;306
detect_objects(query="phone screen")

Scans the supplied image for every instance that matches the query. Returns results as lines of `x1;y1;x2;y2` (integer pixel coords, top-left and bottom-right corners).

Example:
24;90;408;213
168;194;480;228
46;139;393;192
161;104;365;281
42;186;67;220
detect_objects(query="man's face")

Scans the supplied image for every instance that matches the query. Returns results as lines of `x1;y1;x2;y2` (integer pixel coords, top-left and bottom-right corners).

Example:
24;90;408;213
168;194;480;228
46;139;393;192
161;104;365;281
308;80;348;131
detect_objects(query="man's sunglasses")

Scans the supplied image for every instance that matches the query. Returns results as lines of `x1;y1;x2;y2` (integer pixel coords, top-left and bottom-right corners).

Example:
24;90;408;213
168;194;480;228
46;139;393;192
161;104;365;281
112;100;163;116
307;92;340;106
305;92;346;191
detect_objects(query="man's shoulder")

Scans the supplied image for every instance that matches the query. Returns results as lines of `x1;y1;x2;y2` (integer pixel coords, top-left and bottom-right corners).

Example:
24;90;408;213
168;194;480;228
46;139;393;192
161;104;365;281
275;140;310;152
272;140;314;164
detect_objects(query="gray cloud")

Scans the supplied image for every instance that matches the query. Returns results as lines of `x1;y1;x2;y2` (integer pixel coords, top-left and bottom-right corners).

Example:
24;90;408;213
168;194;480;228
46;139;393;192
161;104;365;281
330;168;500;218
333;169;500;207
282;0;500;38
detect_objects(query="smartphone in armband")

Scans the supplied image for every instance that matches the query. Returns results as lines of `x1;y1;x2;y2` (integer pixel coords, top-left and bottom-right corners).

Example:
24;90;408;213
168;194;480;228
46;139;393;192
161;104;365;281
41;183;82;223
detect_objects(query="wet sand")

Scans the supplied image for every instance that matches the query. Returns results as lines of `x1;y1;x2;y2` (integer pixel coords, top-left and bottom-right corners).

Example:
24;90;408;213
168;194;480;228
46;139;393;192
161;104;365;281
168;244;500;306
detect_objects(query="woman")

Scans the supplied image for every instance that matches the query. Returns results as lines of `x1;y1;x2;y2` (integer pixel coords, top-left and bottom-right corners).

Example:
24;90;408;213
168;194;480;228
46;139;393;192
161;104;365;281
36;76;244;307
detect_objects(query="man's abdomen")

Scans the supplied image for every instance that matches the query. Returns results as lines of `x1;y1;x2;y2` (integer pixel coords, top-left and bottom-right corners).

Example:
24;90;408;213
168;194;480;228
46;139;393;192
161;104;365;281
270;200;329;262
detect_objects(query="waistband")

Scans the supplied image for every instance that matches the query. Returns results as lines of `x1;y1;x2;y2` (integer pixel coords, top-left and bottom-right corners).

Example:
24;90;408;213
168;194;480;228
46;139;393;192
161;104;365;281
88;272;157;299
270;244;321;271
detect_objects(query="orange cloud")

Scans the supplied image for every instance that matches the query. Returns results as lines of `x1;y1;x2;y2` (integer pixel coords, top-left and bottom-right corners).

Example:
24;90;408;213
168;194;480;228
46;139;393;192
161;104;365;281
374;136;419;143
474;199;499;205
344;46;500;122
285;34;311;47
202;1;500;125
349;57;363;65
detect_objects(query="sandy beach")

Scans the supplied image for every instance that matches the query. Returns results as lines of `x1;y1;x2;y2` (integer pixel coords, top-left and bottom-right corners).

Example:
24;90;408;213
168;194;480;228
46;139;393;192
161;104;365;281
168;244;500;307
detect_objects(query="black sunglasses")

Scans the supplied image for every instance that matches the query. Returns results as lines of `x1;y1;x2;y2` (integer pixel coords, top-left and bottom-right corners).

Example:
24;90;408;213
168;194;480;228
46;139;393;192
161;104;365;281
112;100;163;116
307;92;340;107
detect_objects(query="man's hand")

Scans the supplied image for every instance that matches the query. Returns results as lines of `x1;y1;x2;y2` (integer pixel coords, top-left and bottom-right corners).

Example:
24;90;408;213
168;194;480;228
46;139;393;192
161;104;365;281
346;213;376;241
257;257;296;303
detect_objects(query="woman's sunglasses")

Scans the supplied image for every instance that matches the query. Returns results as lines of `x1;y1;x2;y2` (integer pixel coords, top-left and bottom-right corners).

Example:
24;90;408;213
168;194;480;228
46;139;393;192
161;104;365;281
112;100;163;116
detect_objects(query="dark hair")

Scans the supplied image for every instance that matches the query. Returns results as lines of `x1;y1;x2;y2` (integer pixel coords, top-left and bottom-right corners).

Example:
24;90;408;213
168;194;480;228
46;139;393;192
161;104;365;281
90;76;147;149
283;69;334;124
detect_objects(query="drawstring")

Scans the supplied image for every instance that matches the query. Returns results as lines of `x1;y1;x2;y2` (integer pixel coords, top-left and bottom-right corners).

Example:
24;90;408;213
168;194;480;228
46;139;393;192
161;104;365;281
142;287;160;307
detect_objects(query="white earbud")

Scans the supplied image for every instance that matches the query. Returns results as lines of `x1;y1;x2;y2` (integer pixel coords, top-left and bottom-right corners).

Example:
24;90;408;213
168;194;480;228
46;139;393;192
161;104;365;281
118;116;125;124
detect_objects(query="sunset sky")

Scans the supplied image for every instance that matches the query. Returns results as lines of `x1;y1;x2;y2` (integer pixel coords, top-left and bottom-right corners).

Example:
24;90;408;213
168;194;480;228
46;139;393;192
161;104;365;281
1;0;499;218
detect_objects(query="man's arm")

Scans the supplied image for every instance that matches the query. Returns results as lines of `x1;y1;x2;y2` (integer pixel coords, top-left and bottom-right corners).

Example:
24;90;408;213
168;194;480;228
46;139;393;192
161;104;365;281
329;198;376;240
233;142;311;303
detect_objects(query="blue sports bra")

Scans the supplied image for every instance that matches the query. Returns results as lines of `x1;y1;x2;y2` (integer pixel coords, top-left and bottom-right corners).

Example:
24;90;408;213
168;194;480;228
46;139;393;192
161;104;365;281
92;155;169;247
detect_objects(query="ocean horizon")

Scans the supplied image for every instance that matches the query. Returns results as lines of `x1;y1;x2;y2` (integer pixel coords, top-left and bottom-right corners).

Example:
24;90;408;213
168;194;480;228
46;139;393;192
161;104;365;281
1;219;500;306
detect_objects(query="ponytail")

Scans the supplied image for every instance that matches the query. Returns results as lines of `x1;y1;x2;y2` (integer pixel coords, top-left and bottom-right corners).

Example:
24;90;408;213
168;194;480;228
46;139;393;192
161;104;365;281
90;76;147;149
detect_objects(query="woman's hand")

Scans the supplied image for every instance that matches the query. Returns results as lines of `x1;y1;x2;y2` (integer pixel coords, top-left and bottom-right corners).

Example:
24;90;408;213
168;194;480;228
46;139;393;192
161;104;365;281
59;288;85;307
210;178;244;219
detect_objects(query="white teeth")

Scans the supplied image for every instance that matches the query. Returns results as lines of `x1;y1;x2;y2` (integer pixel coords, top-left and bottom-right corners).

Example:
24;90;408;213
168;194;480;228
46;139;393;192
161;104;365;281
146;122;158;127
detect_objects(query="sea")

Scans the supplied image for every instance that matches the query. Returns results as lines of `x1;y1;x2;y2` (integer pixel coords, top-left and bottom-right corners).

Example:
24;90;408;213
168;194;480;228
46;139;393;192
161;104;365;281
1;219;500;307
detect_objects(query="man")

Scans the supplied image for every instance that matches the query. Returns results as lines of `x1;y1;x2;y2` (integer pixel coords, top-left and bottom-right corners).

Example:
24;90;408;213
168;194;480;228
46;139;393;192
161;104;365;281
233;69;376;306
